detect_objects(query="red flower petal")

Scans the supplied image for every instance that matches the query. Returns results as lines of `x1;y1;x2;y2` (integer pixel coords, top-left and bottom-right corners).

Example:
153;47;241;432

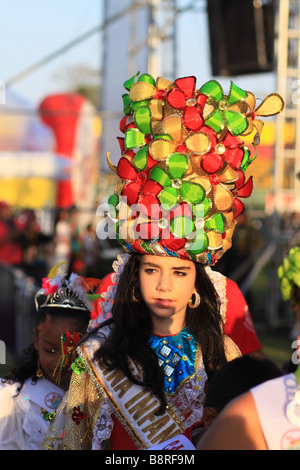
233;198;245;219
174;76;196;99
119;116;134;134
142;179;162;197
237;176;253;198
222;132;243;148
183;107;204;131
167;88;186;109
201;152;223;174
121;181;141;206
196;93;208;109
235;170;246;189
223;148;244;170
138;193;161;217
162;232;186;251
117;157;138;180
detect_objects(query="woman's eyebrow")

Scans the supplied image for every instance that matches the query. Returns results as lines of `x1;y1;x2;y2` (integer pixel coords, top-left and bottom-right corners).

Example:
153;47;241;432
142;262;191;270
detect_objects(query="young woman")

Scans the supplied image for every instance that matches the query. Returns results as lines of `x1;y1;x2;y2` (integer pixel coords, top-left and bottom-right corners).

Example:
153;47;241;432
0;268;92;450
41;252;240;450
41;73;283;450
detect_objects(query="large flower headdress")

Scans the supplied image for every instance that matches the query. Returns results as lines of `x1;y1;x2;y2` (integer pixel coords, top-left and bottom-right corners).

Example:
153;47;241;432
107;73;284;266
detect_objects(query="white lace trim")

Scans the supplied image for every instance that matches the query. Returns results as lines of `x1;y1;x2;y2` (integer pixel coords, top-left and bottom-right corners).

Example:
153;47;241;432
91;401;114;450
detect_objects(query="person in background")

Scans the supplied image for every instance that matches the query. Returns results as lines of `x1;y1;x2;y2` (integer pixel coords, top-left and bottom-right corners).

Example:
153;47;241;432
201;355;283;430
197;247;300;450
0;265;93;450
0;201;23;266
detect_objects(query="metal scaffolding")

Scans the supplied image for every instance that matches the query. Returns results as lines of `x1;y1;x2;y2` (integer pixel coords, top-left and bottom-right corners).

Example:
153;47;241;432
274;0;300;214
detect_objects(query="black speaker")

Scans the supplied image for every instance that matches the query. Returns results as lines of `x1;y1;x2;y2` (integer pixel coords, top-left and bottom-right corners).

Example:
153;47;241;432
206;0;275;76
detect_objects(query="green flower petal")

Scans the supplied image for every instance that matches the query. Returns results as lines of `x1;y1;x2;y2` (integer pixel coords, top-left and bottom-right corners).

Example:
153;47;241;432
158;187;178;210
241;146;256;172
122;93;132;115
131;99;150;111
205;213;224;233
123;72;140;91
227;82;248;105
134;146;148;171
186;232;209;255
149;166;171;187
138;73;156;86
204;108;224;133
125;128;146;149
170;215;194;238
225;110;248;136
190;198;212;230
108;194;118;218
134;106;152;134
180;182;205;204
200;80;223;101
167;153;189;179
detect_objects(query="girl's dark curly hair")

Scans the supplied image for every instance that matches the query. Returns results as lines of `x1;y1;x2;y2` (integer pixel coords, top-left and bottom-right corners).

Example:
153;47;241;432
1;306;90;394
91;253;227;414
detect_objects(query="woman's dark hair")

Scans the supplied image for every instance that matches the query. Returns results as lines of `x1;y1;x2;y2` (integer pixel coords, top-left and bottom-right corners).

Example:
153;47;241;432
92;253;227;414
1;306;90;393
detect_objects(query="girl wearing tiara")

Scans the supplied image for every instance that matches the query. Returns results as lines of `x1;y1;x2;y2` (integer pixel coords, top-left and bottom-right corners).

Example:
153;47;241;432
0;267;93;450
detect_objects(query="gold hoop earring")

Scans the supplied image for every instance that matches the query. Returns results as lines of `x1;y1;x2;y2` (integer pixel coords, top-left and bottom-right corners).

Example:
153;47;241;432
36;358;44;378
188;292;201;309
132;287;139;303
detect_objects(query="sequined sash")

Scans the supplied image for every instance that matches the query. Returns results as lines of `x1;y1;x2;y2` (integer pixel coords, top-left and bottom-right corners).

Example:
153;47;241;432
79;333;185;450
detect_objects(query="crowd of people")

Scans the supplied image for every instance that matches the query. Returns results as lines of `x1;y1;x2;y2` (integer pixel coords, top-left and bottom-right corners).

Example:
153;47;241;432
0;203;106;283
1;72;299;452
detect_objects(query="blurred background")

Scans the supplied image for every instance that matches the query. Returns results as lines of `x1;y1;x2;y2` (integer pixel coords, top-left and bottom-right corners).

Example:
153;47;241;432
0;0;299;370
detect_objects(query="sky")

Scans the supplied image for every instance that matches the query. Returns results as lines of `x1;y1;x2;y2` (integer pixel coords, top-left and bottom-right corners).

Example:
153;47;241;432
0;0;103;106
0;0;276;108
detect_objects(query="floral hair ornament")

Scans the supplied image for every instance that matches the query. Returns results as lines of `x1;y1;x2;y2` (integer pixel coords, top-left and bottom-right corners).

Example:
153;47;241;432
52;329;82;386
35;263;102;313
278;247;300;304
107;73;284;266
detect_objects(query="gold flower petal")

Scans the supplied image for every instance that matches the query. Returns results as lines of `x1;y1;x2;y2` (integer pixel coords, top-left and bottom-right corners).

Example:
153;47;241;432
212;184;234;212
163;115;182;142
149;139;177;161
156;77;173;90
130;82;156;101
185;132;211;155
207;231;223;250
254;93;284;117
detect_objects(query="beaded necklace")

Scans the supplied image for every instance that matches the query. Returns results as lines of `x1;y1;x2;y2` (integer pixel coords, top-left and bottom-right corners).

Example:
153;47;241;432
148;327;198;395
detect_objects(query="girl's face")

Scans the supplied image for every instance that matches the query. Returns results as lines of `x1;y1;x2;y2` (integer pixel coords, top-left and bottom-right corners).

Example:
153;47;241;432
33;315;83;391
139;255;196;334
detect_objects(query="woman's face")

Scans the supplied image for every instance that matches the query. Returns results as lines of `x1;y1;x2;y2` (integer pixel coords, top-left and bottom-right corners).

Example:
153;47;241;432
33;315;83;391
139;255;196;334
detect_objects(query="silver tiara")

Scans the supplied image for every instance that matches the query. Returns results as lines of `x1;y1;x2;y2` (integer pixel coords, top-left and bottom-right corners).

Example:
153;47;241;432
40;287;89;311
38;280;91;312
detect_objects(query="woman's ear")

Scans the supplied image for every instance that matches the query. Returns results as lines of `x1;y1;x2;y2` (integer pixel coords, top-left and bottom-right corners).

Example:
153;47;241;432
202;406;218;429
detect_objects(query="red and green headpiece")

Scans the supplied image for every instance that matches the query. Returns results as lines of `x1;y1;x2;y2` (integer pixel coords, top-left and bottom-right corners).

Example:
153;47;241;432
107;73;284;266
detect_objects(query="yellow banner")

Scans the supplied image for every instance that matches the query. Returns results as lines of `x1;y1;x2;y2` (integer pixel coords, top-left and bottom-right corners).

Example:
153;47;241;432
0;178;57;209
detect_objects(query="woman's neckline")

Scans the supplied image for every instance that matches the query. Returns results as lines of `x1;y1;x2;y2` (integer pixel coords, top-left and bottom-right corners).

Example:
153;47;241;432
150;326;188;338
